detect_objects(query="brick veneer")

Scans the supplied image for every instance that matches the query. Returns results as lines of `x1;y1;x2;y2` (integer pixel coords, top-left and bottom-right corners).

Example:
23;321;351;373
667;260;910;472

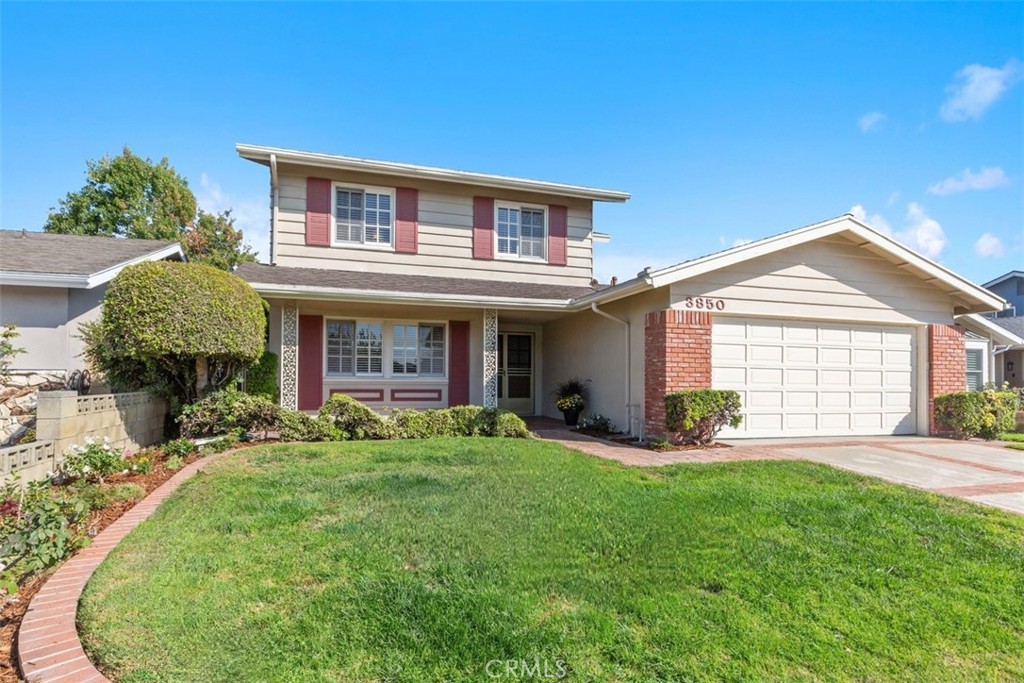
644;309;713;438
928;323;967;435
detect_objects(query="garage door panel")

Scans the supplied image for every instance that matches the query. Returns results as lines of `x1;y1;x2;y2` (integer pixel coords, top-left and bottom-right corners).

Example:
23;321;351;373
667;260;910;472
712;318;917;438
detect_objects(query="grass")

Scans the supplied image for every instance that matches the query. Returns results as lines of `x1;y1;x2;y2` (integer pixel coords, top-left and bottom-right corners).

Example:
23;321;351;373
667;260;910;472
997;432;1024;442
79;439;1024;682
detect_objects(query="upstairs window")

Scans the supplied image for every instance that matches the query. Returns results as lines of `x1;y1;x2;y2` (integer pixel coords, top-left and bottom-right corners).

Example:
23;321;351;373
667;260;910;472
496;204;545;259
333;185;393;247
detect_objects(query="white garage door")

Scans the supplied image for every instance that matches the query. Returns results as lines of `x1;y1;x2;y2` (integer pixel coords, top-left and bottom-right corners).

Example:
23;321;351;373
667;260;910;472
712;318;916;438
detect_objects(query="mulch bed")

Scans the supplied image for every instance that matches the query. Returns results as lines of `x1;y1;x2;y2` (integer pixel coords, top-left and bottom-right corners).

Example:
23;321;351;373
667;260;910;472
573;429;732;452
0;447;213;683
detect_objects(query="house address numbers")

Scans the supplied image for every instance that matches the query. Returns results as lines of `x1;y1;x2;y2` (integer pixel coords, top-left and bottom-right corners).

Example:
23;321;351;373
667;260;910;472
682;296;726;310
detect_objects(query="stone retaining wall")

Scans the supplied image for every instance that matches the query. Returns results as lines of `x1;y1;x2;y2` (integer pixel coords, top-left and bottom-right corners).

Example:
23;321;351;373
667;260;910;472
0;371;66;446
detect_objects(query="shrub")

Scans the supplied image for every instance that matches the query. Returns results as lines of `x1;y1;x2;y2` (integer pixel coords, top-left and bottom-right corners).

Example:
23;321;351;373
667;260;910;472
178;388;280;439
580;413;615;434
125;449;155;475
81;260;266;409
246;351;279;402
0;481;88;593
319;393;394;440
934;388;1019;440
473;408;531;438
447;405;484;435
664;390;743;446
161;438;195;459
60;437;126;484
0;323;25;381
554;377;589;402
278;409;340;442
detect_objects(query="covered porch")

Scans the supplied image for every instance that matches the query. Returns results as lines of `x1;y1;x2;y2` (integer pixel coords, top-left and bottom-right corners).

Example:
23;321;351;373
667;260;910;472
268;297;569;417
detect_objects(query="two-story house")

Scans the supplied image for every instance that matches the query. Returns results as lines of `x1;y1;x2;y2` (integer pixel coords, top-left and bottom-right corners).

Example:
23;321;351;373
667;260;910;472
979;271;1024;388
235;144;1006;439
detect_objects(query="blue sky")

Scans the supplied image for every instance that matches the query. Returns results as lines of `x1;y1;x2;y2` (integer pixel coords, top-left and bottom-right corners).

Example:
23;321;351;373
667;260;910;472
2;2;1021;284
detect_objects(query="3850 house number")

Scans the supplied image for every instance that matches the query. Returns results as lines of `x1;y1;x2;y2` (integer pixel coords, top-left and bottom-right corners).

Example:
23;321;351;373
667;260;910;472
682;296;726;310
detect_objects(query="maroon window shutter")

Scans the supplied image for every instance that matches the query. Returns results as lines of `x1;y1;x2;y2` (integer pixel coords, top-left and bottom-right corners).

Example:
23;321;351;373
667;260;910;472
395;187;419;253
305;178;331;247
448;320;471;406
472;196;494;260
298;315;324;410
548;205;568;266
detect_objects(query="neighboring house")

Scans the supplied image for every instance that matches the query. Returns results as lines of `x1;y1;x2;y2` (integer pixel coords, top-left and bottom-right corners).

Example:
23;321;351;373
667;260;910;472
236;144;1006;439
983;270;1023;318
976;271;1024;388
0;230;184;444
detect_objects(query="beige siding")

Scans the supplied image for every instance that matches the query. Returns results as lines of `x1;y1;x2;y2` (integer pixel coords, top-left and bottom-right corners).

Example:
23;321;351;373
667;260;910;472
670;236;956;325
274;168;595;286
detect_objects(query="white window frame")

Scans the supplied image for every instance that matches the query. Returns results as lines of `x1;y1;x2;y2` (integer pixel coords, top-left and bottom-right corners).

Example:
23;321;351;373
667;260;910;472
965;340;988;391
330;183;396;251
324;318;447;380
494;201;547;262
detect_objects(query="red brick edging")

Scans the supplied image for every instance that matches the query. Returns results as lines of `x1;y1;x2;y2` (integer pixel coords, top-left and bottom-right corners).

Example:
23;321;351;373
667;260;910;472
17;453;228;683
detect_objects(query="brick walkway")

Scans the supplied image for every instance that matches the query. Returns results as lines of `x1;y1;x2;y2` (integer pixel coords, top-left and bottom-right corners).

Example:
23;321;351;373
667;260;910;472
17;453;228;683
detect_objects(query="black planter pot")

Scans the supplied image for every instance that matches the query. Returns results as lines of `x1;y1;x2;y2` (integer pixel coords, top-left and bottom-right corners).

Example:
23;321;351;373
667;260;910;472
562;408;581;426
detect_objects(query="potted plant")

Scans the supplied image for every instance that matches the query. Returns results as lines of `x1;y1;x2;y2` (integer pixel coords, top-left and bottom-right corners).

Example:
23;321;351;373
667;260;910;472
557;394;585;426
554;377;589;426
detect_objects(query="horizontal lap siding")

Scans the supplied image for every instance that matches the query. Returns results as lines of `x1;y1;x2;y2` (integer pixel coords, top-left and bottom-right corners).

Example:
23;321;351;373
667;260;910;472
276;173;594;286
670;237;955;325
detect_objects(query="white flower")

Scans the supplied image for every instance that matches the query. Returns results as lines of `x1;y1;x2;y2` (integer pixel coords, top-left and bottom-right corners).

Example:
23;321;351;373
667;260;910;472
82;465;91;473
84;437;95;446
103;436;110;444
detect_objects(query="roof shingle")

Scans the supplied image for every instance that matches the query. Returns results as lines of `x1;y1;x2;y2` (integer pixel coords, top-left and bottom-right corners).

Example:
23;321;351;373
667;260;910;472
235;262;599;301
0;230;181;276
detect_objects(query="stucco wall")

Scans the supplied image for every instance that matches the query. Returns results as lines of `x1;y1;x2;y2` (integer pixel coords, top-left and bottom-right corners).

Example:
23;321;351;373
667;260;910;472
1;285;70;371
273;164;595;287
542;288;671;433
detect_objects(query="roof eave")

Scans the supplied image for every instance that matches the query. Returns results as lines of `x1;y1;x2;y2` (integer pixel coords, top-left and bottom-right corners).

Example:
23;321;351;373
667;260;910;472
0;243;184;289
236;143;631;203
247;282;574;311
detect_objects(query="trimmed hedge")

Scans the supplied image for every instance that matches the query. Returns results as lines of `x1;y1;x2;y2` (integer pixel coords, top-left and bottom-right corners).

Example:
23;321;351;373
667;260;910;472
933;389;1018;440
246;351;279;402
179;390;530;443
664;389;743;445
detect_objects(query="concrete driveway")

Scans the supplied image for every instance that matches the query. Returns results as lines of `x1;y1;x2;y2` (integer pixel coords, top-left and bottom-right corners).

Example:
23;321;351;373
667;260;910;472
728;437;1024;514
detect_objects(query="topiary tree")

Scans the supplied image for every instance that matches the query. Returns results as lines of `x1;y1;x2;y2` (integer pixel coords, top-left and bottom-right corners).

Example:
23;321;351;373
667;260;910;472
82;261;265;410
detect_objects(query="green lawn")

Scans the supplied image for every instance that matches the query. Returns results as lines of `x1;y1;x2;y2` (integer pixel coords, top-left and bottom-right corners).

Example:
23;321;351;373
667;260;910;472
80;439;1024;682
998;432;1024;442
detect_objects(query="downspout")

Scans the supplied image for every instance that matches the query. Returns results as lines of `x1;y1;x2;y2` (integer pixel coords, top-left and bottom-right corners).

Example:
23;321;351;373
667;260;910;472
269;153;279;265
591;302;632;435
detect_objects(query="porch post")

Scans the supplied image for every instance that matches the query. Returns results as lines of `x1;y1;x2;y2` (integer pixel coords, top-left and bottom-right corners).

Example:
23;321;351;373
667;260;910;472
280;299;299;410
483;308;498;408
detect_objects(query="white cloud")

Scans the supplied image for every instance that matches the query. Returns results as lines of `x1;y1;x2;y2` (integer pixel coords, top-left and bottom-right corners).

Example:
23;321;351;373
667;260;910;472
849;204;892;236
973;233;1005;258
939;59;1022;122
886;191;900;207
717;236;753;249
850;202;947;259
195;173;270;261
899;203;947;259
858;111;886;132
927;166;1010;195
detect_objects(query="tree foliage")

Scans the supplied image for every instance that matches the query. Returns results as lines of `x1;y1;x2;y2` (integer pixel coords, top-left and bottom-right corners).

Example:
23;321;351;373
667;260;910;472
83;261;266;409
184;210;257;271
44;147;256;270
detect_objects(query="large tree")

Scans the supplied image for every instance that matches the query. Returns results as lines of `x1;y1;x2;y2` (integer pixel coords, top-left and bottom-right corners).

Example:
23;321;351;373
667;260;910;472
45;147;256;270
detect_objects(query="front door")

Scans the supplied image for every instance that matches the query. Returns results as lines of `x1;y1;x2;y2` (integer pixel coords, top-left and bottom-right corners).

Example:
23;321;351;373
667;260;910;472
498;333;534;415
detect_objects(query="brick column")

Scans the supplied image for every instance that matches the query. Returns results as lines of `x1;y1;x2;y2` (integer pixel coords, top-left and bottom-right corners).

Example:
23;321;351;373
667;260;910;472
644;310;713;438
928;323;966;435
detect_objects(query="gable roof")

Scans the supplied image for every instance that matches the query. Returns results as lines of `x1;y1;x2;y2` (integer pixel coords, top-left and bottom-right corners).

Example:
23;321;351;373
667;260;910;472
236;144;631;203
0;230;184;289
983;270;1024;289
988;315;1024;341
581;214;1006;315
957;314;1024;347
